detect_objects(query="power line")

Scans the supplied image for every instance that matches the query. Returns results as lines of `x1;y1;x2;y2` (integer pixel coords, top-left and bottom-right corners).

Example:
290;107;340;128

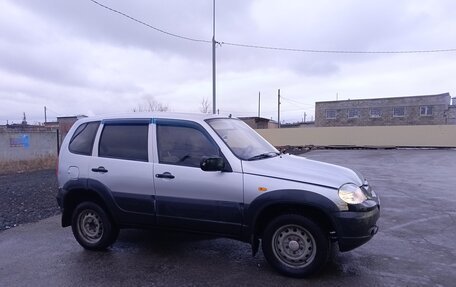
219;41;456;54
88;0;211;44
88;0;456;55
280;96;314;107
45;107;61;116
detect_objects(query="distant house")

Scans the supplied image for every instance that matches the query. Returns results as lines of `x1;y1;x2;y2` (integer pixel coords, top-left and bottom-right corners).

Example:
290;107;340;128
281;121;315;128
238;117;278;129
315;93;456;127
44;121;59;128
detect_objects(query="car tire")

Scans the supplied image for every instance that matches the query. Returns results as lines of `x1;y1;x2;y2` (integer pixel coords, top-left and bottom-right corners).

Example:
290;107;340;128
71;202;119;251
262;214;330;278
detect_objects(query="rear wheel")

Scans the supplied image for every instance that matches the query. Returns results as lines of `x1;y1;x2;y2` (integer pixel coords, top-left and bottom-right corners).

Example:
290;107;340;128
71;202;119;250
262;214;330;277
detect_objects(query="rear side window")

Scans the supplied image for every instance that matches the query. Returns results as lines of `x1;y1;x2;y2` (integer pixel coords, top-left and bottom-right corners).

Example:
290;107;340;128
99;124;149;162
69;121;100;155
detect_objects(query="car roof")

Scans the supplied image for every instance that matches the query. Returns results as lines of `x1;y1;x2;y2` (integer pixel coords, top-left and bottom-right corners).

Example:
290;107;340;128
75;112;233;124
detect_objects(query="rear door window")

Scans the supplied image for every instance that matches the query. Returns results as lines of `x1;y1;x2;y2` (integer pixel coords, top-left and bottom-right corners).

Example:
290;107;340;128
69;121;100;155
98;123;149;162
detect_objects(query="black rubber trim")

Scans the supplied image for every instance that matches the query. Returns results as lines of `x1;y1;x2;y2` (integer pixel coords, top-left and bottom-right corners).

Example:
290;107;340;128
333;206;380;251
59;178;244;236
112;192;156;215
101;118;151;125
156;195;243;225
347;198;380;212
60;178;156;228
157;214;242;236
242;189;339;240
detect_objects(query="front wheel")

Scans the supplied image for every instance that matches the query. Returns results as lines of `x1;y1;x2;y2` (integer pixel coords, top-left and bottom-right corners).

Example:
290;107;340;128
262;214;330;277
71;202;119;251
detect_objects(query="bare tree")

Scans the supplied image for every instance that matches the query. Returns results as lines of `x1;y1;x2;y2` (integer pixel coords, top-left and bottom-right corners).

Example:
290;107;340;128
133;97;169;112
199;97;211;114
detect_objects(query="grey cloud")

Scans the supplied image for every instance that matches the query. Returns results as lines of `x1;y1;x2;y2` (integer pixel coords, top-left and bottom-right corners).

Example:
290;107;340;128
0;41;90;87
13;0;253;60
2;0;456;124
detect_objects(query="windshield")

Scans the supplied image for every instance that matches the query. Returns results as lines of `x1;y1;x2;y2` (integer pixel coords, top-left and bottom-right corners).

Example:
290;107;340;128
206;118;279;160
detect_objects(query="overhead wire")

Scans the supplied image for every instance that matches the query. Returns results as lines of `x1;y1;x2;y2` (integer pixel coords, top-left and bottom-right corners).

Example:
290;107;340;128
88;0;456;54
218;41;456;54
88;0;211;44
45;107;61;116
280;96;314;107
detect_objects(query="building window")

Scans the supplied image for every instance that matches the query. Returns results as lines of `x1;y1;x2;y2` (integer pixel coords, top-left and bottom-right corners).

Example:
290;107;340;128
348;109;360;119
325;109;337;119
370;108;382;118
420;106;433;116
393;107;405;117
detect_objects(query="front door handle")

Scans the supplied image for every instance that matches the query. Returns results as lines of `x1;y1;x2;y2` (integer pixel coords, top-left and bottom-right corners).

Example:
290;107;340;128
155;172;175;179
92;166;108;173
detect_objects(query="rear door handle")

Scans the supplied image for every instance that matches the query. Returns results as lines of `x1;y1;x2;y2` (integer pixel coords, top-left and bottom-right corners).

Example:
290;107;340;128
92;166;108;173
155;172;175;179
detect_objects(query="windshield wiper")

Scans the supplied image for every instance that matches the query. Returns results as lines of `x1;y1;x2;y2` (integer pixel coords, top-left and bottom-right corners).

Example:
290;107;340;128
246;152;279;161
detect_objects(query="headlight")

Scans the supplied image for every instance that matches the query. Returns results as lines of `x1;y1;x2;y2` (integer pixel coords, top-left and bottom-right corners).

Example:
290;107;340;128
338;183;367;204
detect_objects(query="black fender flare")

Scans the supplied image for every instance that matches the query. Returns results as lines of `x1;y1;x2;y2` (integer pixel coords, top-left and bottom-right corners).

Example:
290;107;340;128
243;189;339;243
60;178;121;226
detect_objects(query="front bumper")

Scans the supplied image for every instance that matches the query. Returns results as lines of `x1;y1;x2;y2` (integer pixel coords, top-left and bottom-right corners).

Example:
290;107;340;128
332;202;380;252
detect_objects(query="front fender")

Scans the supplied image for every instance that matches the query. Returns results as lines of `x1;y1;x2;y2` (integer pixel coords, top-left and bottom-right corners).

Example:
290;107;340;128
242;189;339;241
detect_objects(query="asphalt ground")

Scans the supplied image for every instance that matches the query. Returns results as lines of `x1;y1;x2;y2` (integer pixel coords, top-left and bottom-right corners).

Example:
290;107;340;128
0;169;59;231
0;149;455;287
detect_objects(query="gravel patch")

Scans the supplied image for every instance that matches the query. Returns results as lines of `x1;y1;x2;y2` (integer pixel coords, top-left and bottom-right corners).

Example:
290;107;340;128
0;169;60;231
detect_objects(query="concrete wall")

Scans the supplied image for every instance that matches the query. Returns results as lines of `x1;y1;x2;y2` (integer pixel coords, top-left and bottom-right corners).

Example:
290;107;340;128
257;125;456;147
0;131;58;161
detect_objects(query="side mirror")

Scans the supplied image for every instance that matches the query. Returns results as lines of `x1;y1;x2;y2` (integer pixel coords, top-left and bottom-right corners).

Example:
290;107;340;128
200;157;225;172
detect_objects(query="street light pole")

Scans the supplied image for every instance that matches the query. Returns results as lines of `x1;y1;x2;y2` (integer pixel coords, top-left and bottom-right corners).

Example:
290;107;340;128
212;0;216;114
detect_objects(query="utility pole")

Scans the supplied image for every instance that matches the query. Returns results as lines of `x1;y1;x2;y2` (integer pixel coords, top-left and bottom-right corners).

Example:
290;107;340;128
212;0;216;114
277;89;281;128
303;112;307;123
44;106;47;123
258;91;261;118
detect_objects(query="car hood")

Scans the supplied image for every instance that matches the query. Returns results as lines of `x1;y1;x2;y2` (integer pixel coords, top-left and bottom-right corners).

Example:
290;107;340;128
242;154;363;189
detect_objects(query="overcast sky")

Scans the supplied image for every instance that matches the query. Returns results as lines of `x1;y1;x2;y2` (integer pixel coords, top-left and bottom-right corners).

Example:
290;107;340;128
1;0;456;124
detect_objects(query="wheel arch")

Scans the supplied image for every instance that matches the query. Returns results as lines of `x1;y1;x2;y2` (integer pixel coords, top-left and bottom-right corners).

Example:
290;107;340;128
60;179;118;227
254;203;335;240
243;189;339;253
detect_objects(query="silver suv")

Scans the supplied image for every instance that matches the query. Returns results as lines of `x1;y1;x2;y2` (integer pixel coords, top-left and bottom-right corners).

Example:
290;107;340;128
57;113;380;277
